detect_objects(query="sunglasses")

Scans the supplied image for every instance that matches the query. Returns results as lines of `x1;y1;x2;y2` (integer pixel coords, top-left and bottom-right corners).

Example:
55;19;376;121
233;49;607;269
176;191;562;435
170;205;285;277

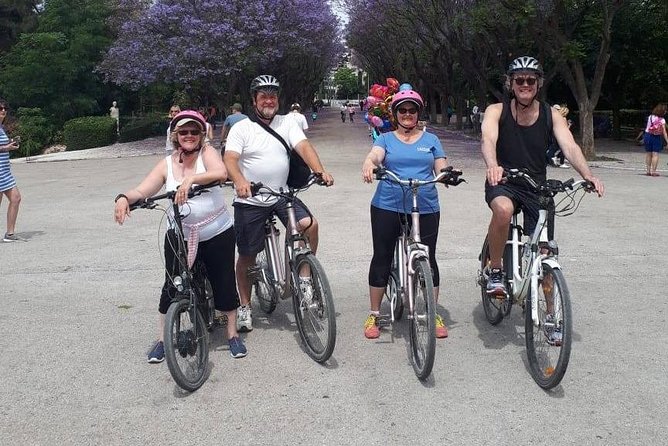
177;129;201;136
0;107;6;111
513;76;538;86
397;108;418;115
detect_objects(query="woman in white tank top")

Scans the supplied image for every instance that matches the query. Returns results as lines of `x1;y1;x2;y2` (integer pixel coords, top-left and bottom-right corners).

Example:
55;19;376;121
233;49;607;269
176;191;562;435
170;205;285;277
113;110;246;362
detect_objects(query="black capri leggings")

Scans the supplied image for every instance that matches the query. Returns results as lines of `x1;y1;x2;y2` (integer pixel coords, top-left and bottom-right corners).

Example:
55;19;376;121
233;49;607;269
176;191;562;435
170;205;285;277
368;205;440;288
159;226;239;314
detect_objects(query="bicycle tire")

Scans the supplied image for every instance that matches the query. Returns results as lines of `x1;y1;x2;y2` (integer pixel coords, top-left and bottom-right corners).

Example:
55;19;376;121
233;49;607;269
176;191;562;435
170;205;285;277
479;237;511;325
292;253;336;362
409;258;436;380
254;250;278;314
525;263;572;389
384;271;403;320
204;278;216;331
164;299;209;392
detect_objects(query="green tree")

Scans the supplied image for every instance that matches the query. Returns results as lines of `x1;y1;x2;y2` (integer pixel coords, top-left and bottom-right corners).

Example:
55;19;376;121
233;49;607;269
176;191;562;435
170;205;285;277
0;0;40;52
0;0;113;124
334;66;361;99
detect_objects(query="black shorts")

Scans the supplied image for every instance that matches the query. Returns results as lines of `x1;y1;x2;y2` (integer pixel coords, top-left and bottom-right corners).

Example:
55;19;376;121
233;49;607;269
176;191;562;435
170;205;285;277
233;198;312;256
485;181;555;239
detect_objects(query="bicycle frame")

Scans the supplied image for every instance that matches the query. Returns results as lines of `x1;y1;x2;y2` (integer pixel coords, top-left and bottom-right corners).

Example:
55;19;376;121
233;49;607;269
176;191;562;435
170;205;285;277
262;200;313;300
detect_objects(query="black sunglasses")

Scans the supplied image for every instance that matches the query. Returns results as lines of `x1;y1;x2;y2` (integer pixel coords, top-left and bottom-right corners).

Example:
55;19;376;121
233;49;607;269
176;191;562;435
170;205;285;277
397;107;418;115
0;107;7;111
514;76;538;86
177;129;201;136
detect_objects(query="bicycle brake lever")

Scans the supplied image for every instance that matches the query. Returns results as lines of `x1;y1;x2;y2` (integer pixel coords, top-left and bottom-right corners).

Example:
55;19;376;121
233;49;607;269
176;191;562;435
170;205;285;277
250;182;263;196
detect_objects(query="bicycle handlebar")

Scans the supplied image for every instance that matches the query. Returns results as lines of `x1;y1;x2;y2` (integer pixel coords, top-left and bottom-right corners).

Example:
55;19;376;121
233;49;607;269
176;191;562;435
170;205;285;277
373;166;466;187
503;168;596;195
129;181;230;211
250;173;328;198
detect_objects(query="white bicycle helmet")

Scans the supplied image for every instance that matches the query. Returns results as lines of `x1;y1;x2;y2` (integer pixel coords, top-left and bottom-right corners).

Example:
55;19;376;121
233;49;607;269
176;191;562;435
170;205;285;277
507;56;543;76
250;75;280;95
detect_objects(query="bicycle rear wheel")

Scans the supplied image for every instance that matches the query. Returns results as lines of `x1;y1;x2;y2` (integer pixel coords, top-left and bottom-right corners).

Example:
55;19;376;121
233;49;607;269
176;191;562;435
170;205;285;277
478;237;511;325
384;271;403;320
292;253;336;362
164;299;209;392
253;251;278;314
525;263;572;389
409;258;436;380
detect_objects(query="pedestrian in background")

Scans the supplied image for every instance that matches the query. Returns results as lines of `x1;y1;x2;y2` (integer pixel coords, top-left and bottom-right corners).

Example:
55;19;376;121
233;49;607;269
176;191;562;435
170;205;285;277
288;103;309;132
643;103;668;177
0;99;22;242
165;105;181;152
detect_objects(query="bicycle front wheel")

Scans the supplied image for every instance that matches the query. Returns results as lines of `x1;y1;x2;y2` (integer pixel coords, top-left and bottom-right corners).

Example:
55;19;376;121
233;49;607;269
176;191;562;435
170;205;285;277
525;263;572;389
292;253;336;362
409;258;436;380
164;299;209;392
253;250;278;314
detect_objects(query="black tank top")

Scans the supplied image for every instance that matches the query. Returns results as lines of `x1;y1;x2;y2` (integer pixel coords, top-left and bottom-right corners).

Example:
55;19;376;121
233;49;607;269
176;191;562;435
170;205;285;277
497;101;549;182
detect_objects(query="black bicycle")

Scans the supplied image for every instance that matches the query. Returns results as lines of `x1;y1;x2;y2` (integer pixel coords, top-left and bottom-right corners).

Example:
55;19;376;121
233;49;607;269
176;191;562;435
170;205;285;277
130;182;223;392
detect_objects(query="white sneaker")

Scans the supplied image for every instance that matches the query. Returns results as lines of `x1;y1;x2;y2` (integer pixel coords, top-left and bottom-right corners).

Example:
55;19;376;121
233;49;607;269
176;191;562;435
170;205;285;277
299;277;314;304
236;305;253;332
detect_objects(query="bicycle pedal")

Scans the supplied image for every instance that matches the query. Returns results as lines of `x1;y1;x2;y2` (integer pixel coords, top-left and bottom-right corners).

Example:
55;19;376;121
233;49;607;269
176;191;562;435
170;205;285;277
376;315;392;327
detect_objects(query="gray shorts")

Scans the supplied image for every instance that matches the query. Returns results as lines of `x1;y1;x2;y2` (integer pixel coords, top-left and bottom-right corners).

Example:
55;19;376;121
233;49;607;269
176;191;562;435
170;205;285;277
233;198;312;256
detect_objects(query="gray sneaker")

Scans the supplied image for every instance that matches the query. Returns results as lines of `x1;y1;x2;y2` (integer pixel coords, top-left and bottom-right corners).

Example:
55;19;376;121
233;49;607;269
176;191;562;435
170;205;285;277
3;233;19;242
486;268;507;295
236;305;253;332
544;314;563;346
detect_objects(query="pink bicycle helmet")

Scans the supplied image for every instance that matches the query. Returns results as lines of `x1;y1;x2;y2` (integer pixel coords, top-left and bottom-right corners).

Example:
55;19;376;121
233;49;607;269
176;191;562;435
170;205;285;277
390;89;424;114
169;110;206;132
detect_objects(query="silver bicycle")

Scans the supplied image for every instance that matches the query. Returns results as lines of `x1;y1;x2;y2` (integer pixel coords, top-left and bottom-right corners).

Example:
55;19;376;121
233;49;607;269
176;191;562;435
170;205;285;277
375;166;465;380
477;168;596;389
247;174;336;363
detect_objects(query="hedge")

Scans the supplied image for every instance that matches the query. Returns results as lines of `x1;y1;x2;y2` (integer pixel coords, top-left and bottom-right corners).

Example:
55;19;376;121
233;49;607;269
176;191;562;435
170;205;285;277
118;114;166;143
63;116;117;151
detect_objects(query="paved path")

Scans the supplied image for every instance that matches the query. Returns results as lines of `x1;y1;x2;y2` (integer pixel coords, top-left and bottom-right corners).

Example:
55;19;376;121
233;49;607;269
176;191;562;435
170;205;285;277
2;107;666;444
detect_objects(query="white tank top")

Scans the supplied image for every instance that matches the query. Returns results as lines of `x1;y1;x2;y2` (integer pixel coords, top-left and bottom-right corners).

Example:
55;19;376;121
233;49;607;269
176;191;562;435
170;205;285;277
165;153;233;241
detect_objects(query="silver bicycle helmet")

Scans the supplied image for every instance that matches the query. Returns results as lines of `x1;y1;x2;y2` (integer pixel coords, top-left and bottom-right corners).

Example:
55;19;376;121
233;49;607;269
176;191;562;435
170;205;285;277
250;75;280;95
507;56;543;76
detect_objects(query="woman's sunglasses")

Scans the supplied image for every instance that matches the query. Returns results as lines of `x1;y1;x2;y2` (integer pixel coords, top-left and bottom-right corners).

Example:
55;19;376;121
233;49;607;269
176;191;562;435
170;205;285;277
0;107;7;111
177;129;201;136
397;108;418;115
513;76;538;86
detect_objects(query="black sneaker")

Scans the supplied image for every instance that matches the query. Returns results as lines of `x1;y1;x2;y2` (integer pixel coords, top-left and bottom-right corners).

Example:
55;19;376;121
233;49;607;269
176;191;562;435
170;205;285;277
147;341;165;363
486;268;507;295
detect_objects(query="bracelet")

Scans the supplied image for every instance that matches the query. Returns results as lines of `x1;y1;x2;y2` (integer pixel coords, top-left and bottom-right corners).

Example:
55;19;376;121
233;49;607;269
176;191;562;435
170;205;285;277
114;193;128;203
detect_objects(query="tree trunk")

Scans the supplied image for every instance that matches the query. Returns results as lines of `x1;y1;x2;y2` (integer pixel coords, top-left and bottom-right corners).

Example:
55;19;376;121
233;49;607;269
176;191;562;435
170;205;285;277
578;101;596;160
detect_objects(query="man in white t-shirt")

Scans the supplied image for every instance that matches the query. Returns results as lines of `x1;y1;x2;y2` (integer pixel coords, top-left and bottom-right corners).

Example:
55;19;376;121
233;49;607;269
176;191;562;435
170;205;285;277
287;103;309;132
224;75;334;332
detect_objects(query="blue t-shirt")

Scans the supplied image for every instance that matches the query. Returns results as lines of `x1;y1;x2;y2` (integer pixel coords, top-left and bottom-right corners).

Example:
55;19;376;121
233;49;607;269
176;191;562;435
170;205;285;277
223;113;248;128
371;131;446;214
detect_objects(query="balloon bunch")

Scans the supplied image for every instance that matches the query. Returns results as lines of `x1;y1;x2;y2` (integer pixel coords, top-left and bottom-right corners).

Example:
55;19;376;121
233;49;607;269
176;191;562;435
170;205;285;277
364;78;414;133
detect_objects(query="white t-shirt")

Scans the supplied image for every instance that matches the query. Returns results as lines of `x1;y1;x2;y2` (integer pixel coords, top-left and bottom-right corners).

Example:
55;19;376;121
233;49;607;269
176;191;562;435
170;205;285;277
226;114;307;206
287;111;309;132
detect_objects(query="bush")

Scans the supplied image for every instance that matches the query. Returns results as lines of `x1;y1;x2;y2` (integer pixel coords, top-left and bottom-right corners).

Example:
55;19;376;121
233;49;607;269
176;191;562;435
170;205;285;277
118;113;166;143
13;108;54;158
63;116;117;151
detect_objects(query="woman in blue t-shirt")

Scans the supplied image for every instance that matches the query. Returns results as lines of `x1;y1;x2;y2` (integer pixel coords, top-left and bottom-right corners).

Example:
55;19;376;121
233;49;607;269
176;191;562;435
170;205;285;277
0;99;22;242
361;88;449;339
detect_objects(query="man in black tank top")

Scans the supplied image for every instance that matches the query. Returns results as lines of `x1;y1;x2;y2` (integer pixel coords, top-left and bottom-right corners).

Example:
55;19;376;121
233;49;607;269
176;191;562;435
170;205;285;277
480;56;605;295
